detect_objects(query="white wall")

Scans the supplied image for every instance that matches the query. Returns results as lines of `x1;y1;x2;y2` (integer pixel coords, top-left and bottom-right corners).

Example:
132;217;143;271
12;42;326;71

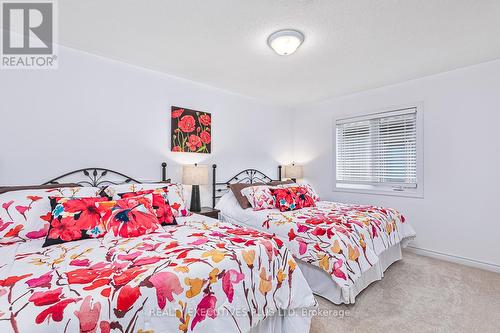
0;47;292;206
293;60;500;270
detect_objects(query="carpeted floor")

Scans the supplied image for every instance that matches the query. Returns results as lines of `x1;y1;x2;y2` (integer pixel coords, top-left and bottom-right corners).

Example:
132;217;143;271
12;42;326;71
310;251;500;333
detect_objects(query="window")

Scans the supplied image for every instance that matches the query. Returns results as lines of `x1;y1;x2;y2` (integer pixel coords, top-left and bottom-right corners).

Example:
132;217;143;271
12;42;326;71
335;106;423;197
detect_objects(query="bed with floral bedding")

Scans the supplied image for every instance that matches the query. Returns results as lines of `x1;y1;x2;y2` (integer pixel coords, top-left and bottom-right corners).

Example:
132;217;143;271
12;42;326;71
0;213;315;333
216;190;416;304
0;167;316;333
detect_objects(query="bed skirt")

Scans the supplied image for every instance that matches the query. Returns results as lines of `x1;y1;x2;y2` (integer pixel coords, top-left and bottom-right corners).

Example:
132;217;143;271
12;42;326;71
249;308;314;333
297;241;409;304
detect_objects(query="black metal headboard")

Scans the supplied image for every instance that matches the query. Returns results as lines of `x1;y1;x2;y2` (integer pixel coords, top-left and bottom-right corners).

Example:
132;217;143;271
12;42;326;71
43;162;170;187
212;164;282;208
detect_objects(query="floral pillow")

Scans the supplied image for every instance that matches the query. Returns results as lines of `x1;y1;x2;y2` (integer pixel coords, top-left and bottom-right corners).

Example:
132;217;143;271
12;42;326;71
119;188;177;226
271;186;316;212
0;187;100;245
42;196;109;247
163;183;192;217
240;186;276;211
103;183;191;217
300;183;320;202
96;195;161;238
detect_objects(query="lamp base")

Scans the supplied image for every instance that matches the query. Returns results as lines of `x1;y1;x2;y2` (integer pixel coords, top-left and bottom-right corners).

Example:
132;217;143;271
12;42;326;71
190;185;201;212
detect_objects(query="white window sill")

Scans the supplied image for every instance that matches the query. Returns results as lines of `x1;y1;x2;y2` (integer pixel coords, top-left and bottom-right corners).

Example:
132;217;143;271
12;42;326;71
333;185;424;199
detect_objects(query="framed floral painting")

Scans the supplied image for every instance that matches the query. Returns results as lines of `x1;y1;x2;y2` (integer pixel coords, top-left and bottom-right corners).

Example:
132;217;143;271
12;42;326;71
171;106;212;153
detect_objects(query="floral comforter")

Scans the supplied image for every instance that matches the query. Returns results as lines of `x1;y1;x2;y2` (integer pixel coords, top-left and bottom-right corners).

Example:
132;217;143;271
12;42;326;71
250;201;415;289
0;215;315;333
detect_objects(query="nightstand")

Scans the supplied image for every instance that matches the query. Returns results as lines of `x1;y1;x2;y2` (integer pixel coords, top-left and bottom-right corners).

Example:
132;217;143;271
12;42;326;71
195;207;220;220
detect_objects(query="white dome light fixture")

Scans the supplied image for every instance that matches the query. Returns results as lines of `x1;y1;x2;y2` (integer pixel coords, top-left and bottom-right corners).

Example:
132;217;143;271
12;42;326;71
267;29;304;56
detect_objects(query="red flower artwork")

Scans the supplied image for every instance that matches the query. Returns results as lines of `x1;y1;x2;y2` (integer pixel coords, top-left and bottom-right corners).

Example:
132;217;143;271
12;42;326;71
200;131;211;144
171;106;211;153
199;114;211;126
178;115;196;133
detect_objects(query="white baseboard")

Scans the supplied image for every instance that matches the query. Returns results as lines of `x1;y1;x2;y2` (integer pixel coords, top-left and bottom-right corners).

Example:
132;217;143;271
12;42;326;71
405;246;500;274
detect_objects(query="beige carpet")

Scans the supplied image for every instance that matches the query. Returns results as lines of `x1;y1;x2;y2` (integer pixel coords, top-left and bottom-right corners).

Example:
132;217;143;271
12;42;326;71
310;251;500;333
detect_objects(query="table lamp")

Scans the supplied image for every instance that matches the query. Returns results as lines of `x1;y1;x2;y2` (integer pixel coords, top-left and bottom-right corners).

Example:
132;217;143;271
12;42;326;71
284;163;303;182
182;164;209;212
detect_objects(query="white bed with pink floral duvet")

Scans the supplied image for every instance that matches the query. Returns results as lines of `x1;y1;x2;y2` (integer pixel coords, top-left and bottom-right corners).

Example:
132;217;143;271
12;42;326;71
0;181;316;333
216;185;416;304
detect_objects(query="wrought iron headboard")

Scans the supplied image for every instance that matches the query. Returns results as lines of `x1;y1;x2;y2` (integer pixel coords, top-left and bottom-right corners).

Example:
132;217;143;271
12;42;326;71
212;164;282;208
43;162;170;187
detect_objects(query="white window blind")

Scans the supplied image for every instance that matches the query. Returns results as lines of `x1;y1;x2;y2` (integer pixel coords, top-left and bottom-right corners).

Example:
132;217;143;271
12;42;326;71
336;108;418;188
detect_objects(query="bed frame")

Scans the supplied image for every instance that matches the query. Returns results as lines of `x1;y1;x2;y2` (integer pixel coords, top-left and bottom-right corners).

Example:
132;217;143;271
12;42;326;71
42;162;170;187
211;164;282;208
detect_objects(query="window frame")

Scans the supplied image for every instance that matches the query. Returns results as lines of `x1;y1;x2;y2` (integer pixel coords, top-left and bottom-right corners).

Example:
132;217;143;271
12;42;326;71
333;102;424;198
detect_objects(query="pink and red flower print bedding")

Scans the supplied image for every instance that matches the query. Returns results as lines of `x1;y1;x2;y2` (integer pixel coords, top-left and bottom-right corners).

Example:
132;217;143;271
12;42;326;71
0;215;315;333
258;201;415;288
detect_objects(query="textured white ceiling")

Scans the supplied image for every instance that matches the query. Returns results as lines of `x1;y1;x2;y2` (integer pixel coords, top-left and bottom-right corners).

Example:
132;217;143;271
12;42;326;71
59;0;500;106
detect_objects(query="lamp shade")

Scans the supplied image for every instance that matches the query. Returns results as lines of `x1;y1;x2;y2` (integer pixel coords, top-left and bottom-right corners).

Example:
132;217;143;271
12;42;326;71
182;164;209;185
284;164;303;179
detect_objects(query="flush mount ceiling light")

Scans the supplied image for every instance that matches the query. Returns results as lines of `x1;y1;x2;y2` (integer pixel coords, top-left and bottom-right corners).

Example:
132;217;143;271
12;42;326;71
267;29;304;56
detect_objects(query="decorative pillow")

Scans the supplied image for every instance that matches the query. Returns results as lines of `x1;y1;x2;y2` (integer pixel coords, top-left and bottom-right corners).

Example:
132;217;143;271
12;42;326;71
97;195;161;238
274;182;320;202
101;183;167;199
0;187;100;245
42;196;109;247
267;180;296;186
300;183;320;202
163;183;192;217
229;183;265;209
103;183;191;217
119;188;177;226
241;185;276;211
271;186;316;212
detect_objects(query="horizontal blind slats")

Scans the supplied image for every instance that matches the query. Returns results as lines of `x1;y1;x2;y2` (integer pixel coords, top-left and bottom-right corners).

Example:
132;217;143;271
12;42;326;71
336;109;418;186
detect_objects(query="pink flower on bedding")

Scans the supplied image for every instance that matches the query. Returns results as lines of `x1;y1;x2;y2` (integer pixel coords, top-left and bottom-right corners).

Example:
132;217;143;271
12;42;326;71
222;269;245;303
132;256;163;266
26;224;49;239
74;296;101;333
332;259;347;280
15;205;30;220
149;272;183;309
70;259;91;267
298;240;308;255
191;294;217;329
26;271;52;288
0;220;13;232
2;200;14;211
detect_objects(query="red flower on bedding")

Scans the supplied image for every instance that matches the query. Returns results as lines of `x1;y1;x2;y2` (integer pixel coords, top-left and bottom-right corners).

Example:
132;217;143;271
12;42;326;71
48;217;82;242
116;285;141;313
29;287;63;306
62;197;106;230
35;298;79;324
98;196;161;238
200;131;211;144
199;114;211;126
178;115;196;133
119;189;176;226
186;135;202;151
271;187;315;212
